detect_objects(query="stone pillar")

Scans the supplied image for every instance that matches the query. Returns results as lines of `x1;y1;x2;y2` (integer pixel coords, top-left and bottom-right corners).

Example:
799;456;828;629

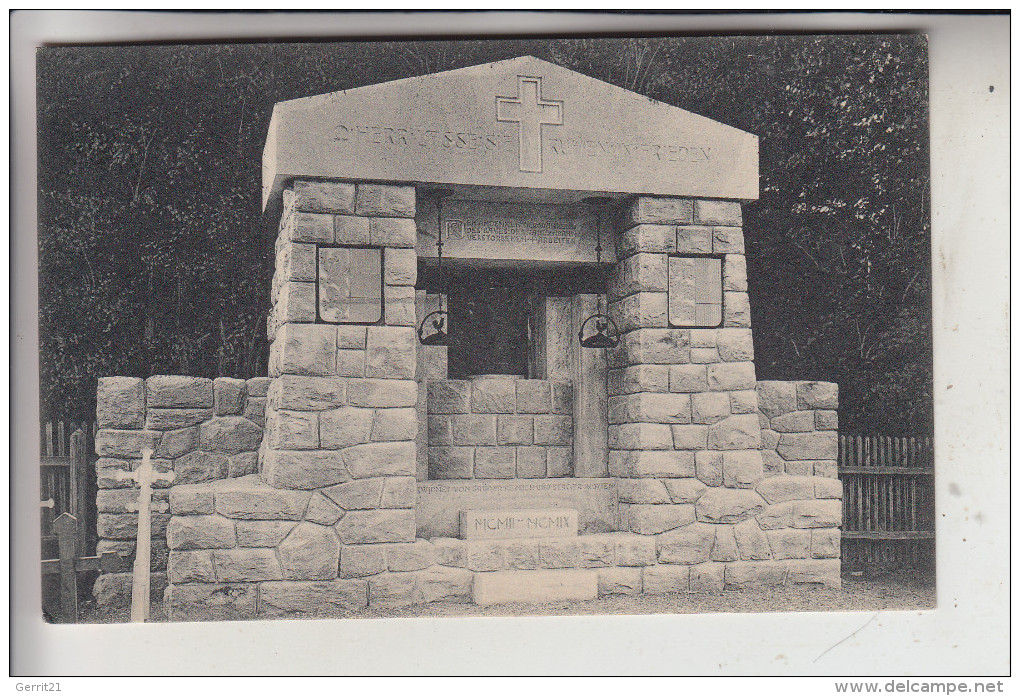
262;180;421;608
162;179;434;619
539;296;572;380
570;294;609;478
416;291;447;482
605;196;841;592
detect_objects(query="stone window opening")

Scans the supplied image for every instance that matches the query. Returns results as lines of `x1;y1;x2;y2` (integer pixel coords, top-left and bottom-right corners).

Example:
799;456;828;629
316;244;384;324
668;253;724;328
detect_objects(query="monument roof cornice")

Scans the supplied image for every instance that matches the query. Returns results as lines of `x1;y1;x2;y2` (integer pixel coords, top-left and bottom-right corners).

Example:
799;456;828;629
263;55;759;212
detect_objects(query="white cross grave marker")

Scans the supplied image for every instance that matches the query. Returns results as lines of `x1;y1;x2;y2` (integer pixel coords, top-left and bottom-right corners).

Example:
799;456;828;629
114;447;174;623
496;75;563;173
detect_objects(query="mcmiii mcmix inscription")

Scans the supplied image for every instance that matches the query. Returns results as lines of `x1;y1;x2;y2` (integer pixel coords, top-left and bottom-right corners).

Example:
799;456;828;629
459;508;580;540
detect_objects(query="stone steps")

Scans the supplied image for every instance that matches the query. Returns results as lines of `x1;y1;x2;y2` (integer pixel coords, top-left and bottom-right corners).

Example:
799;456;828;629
429;532;656;572
165;557;842;619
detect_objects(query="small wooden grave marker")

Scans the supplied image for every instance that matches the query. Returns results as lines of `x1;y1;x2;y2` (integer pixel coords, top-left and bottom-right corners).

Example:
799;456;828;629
43;513;132;622
54;513;78;623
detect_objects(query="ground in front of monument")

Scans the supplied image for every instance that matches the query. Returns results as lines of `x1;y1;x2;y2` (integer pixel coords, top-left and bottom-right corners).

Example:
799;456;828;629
81;571;933;623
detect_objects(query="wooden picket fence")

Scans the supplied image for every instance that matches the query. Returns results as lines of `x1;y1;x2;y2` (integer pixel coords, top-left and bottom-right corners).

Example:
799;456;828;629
40;421;98;560
838;434;935;572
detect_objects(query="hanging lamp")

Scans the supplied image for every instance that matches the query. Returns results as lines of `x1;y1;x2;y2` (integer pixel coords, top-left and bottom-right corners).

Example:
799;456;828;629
578;196;620;349
417;188;455;346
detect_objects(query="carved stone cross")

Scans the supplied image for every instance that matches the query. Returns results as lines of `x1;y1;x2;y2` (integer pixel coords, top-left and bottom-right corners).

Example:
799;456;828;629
496;75;563;173
114;447;174;623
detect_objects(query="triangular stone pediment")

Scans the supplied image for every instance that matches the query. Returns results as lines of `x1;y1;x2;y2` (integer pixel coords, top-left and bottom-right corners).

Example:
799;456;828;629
263;56;758;209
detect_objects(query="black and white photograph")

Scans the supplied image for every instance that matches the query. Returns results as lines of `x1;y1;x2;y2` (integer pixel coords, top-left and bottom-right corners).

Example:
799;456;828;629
11;10;1009;679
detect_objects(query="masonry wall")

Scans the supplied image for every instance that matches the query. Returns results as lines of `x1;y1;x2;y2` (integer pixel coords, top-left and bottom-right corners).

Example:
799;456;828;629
159;179;461;620
94;188;842;619
758;380;840;478
754;380;842;563
427;377;574;479
92;375;268;607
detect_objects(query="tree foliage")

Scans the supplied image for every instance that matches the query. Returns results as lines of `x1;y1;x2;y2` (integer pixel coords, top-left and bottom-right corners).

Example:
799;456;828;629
37;36;931;434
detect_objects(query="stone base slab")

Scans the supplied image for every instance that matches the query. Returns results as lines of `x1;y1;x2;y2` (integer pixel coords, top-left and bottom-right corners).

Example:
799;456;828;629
473;569;598;606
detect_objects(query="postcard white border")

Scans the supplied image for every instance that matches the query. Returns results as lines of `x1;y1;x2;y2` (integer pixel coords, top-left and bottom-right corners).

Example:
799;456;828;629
10;11;1011;676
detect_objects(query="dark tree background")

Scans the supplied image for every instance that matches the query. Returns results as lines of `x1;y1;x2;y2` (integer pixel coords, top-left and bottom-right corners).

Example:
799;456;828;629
37;35;931;435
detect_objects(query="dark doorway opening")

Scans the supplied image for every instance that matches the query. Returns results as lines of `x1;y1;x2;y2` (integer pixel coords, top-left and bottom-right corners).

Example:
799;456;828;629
419;264;607;380
447;270;531;379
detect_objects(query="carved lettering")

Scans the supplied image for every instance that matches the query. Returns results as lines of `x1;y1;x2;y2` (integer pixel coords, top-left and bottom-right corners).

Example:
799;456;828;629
333;121;711;170
333;123;513;154
545;136;709;165
463;510;578;539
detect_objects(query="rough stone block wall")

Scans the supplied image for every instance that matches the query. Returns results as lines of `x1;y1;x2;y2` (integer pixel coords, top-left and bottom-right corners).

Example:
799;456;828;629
163;179;423;620
92;375;269;607
603;196;841;591
96;187;842;618
758;380;840;478
427;376;574;479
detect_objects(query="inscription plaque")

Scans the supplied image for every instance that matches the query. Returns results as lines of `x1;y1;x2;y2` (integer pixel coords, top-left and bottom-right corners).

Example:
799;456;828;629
459;508;579;540
418;200;614;264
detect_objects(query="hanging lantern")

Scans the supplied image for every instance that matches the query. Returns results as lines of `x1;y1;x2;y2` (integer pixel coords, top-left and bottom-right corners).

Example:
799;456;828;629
578;313;620;348
417;309;448;345
578;196;619;349
417;188;455;346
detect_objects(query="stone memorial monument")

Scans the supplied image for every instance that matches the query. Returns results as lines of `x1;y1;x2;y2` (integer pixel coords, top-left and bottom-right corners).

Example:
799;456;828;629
92;56;841;620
